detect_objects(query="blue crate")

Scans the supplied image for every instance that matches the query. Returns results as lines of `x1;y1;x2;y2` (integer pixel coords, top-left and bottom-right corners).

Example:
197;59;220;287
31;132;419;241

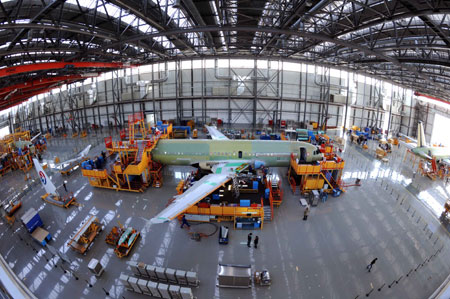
173;126;191;134
24;213;43;233
240;200;250;207
253;181;259;190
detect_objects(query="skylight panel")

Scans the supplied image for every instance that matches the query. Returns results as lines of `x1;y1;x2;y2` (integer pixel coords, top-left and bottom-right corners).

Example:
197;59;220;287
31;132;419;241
65;0;176;50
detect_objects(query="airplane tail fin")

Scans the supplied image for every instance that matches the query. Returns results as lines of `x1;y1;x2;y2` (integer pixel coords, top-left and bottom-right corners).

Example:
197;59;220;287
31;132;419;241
80;144;91;157
417;121;426;147
33;158;58;196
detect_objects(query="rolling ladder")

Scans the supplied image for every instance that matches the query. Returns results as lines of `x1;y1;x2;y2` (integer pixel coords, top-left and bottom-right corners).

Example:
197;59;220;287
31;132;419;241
135;142;144;163
263;206;272;223
321;170;339;190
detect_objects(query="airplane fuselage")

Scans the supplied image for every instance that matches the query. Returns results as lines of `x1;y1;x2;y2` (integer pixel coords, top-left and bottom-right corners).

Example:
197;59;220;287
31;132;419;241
411;146;450;160
151;139;322;167
404;120;450;161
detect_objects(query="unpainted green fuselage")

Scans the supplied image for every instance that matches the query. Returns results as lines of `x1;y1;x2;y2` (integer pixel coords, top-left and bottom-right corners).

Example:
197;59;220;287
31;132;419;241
411;146;450;160
151;139;322;167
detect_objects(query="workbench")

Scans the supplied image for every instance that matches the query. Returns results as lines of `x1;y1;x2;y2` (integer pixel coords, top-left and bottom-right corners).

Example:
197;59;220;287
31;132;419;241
68;216;102;254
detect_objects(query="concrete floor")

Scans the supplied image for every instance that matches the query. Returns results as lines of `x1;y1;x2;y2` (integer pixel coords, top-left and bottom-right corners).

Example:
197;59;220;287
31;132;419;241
1;132;450;299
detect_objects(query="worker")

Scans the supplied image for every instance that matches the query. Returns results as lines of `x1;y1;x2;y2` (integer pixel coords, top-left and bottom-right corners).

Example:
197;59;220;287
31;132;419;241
101;151;106;160
247;233;252;248
63;180;68;192
254;236;259;249
366;258;378;272
303;206;310;221
180;214;190;229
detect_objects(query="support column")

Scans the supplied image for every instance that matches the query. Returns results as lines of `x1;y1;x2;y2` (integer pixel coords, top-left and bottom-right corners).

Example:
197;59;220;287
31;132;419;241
253;59;257;128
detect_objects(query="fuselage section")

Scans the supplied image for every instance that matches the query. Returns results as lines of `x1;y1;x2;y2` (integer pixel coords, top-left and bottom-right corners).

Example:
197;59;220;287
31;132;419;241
151;139;322;167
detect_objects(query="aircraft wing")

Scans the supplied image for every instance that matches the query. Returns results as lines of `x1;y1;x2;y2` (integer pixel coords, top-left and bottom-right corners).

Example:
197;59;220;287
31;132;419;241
57;157;83;167
150;173;231;224
398;133;417;143
79;144;91;157
211;161;249;174
30;132;42;142
56;144;91;167
400;140;416;150
205;125;229;140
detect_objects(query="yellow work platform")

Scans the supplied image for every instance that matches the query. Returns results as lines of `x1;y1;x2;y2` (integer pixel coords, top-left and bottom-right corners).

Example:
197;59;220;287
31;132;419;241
82;135;163;192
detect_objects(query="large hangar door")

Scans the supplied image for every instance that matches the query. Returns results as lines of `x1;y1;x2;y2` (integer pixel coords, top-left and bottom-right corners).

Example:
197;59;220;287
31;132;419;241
0;126;9;138
431;114;450;147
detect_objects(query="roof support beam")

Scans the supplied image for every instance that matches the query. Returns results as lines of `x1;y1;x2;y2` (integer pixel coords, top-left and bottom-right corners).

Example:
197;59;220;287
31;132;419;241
180;0;216;52
398;0;450;48
106;25;445;93
107;0;198;54
6;0;66;51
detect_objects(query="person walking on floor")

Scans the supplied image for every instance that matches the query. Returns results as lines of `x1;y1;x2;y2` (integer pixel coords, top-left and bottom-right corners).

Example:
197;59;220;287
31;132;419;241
247;233;252;247
254;236;259;249
303;206;310;221
367;258;378;272
180;215;190;229
63;181;68;192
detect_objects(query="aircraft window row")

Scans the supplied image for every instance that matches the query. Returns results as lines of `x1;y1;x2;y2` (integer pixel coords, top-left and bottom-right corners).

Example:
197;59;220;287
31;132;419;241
163;152;207;156
163;151;291;157
210;152;259;156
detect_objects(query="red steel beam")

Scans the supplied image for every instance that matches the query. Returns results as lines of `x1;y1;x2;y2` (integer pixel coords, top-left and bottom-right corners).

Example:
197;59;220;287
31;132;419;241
0;74;93;96
0;61;133;78
0;79;82;110
414;91;450;106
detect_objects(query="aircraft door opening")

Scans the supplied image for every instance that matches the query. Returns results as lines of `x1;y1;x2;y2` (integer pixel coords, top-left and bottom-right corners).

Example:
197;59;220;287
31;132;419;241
299;147;307;163
238;151;243;158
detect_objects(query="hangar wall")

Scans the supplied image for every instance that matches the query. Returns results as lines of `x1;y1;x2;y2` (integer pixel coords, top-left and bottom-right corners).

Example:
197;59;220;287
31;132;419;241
6;59;450;138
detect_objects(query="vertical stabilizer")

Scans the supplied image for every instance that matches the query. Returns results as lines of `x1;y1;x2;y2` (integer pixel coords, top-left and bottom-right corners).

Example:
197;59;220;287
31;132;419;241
417;121;426;147
33;158;58;196
80;144;91;158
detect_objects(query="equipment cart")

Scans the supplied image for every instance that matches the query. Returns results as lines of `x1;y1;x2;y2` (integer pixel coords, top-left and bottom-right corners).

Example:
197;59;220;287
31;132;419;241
31;227;52;246
68;215;102;254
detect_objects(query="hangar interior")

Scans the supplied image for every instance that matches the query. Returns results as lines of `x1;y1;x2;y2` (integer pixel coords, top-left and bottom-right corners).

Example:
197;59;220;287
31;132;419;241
0;1;450;299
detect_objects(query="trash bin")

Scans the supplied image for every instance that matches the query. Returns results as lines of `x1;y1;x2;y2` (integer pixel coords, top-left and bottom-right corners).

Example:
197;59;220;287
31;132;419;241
219;226;229;244
309;190;320;206
88;258;104;277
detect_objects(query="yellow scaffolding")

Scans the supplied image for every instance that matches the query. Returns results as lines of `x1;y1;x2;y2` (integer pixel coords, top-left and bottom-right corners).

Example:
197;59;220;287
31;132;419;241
82;136;163;192
287;154;345;194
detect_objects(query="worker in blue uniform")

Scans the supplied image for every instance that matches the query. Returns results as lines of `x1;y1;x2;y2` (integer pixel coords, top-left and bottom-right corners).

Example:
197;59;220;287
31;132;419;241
180;214;190;229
